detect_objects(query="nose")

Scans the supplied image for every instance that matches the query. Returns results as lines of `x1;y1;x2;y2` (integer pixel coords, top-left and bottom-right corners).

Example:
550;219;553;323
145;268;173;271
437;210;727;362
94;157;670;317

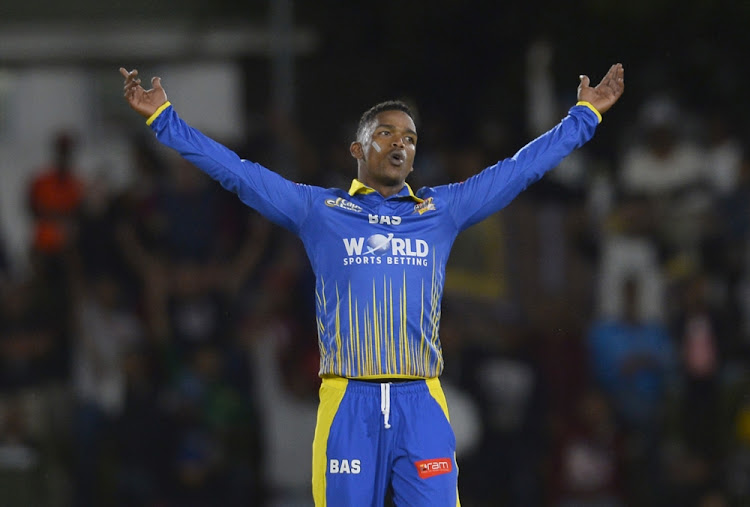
392;136;405;148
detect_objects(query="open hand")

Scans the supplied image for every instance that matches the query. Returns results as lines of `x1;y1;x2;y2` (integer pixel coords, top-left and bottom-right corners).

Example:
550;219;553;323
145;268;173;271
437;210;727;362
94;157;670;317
577;63;624;116
119;67;168;119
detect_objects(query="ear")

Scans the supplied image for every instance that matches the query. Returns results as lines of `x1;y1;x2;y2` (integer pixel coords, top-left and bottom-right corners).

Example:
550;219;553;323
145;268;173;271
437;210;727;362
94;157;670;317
350;141;364;160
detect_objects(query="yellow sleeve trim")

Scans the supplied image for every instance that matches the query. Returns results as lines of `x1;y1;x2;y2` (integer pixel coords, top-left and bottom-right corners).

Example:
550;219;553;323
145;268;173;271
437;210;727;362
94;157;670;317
576;101;602;124
146;101;172;126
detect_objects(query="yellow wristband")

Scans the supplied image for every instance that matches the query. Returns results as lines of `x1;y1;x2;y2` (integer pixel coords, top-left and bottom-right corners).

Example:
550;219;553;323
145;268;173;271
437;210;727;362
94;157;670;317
576;100;602;123
146;101;172;126
576;101;602;124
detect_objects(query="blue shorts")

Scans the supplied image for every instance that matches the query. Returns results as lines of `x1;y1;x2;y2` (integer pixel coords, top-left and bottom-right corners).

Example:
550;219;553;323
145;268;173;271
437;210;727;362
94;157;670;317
312;377;460;506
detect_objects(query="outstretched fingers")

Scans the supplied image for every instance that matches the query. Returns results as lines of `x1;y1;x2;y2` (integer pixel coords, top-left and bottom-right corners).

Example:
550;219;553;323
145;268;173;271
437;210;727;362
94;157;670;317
120;68;142;99
150;76;163;92
599;63;624;98
577;63;624;115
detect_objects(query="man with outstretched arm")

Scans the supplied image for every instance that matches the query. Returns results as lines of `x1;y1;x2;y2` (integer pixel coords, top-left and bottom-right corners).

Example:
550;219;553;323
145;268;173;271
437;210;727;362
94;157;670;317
120;63;623;506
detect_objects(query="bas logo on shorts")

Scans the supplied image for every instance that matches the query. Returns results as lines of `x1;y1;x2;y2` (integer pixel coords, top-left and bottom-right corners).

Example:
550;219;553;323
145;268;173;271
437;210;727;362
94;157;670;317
329;459;361;474
415;458;452;479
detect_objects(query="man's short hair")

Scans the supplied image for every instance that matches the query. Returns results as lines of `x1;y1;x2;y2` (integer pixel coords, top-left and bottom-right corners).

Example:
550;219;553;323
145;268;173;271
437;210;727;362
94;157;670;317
355;100;416;143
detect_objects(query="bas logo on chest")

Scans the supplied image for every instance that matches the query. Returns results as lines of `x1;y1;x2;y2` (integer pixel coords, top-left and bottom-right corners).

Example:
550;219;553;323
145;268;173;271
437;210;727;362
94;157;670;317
368;214;401;225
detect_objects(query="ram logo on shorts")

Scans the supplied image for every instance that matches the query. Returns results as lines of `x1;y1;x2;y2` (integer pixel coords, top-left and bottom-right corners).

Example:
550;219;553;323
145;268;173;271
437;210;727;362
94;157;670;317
414;458;452;479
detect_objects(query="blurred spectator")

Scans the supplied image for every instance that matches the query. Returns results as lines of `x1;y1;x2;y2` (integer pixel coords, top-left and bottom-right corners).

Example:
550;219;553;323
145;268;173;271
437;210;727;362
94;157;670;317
717;152;750;350
163;259;233;358
525;39;593;197
165;344;258;506
548;389;626;507
70;271;145;507
247;311;319;506
23;132;85;397
587;275;677;506
458;327;547;507
0;276;64;390
236;236;319;506
443;142;521;340
27;131;85;270
672;272;725;460
74;171;131;287
0;397;48;507
114;136;168;267
533;324;590;440
160;156;224;263
596;197;666;322
703;111;743;197
115;140;271;349
618;97;710;261
434;311;482;461
111;344;171;506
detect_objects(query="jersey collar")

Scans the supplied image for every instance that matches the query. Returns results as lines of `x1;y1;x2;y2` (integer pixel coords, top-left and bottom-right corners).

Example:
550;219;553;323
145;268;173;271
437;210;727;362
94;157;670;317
347;179;424;203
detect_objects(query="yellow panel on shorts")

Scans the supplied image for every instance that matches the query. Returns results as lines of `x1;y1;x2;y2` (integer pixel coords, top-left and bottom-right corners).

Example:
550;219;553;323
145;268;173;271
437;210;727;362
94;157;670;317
312;377;348;506
426;377;461;507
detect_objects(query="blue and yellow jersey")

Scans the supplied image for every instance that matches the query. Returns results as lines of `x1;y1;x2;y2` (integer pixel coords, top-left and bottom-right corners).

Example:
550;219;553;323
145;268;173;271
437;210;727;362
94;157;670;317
147;102;600;379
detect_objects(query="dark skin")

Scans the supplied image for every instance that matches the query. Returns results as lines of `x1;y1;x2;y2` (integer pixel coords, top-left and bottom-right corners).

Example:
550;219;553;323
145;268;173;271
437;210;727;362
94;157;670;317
349;109;418;197
120;63;624;197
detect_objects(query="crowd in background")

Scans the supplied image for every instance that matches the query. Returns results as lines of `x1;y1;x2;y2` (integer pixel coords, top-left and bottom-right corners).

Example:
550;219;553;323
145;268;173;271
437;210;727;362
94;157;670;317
1;40;750;507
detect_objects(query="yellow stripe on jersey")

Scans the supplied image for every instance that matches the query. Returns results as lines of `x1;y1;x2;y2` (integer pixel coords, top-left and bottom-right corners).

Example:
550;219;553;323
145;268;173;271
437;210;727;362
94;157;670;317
312;377;348;506
372;281;381;372
347;284;354;377
401;273;411;373
388;277;397;372
316;264;446;378
334;284;343;375
420;279;429;377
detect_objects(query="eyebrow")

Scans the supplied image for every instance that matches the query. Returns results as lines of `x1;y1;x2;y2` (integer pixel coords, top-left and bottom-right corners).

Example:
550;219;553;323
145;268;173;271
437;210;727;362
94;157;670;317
376;124;418;137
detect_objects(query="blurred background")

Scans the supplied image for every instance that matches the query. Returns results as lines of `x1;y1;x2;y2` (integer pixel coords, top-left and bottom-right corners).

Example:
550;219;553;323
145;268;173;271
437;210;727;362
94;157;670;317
0;1;749;506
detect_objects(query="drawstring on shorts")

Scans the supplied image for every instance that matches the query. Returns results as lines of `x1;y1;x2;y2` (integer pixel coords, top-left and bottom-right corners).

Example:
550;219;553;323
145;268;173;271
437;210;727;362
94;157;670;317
380;383;392;429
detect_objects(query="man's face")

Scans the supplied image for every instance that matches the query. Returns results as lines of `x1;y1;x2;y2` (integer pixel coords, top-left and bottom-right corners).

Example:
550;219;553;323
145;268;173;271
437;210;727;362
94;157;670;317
351;110;417;189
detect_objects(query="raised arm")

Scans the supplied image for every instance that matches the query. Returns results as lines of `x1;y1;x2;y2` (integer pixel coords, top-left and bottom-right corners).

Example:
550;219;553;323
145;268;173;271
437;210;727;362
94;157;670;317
442;63;625;231
118;67;317;234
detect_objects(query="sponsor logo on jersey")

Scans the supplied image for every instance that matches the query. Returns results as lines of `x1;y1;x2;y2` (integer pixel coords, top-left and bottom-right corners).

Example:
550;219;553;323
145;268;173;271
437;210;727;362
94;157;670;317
325;197;363;213
342;234;429;266
329;459;361;474
413;197;436;215
368;214;401;225
414;458;452;479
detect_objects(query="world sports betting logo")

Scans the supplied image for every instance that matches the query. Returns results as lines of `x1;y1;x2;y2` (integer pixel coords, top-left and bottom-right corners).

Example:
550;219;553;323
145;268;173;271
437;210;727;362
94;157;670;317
342;234;429;267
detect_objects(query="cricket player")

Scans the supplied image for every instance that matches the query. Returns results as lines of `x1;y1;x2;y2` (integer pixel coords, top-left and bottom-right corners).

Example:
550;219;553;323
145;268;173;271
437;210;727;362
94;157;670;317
121;62;623;506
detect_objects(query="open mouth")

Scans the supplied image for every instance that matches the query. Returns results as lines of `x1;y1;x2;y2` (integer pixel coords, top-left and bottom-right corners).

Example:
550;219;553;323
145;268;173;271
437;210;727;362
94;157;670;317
388;151;406;165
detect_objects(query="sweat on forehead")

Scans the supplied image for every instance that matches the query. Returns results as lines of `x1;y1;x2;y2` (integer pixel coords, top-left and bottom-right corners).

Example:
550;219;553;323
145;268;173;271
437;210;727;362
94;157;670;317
355;100;416;142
